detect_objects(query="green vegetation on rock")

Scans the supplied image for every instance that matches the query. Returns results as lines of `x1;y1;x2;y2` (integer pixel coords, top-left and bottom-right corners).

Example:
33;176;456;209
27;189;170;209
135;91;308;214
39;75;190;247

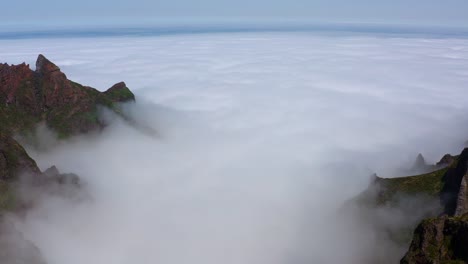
375;166;451;205
0;55;135;139
402;214;468;264
352;150;468;263
0;55;136;214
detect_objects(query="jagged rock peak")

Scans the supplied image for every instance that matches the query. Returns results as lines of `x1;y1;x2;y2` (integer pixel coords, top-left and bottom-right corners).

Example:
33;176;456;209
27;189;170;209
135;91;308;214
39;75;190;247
108;81;127;90
401;215;468;263
440;148;468;216
35;54;60;74
437;154;455;167
104;81;135;102
414;153;427;168
43;166;60;177
1;55;137;137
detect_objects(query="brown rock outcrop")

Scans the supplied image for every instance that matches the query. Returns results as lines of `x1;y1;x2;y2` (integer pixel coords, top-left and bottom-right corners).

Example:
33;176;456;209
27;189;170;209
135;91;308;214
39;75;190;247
0;54;135;137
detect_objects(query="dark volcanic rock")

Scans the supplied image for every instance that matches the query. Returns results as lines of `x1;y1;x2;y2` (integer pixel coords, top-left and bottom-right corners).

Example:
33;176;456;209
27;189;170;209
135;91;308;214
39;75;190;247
454;174;468;217
440;148;468;216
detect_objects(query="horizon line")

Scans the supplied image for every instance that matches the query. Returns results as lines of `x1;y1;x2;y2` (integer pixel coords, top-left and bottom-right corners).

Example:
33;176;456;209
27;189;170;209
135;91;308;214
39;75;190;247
1;22;468;40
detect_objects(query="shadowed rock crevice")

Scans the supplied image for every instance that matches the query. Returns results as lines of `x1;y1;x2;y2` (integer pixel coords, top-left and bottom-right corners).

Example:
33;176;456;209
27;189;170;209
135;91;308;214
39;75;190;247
440;148;468;216
398;148;468;263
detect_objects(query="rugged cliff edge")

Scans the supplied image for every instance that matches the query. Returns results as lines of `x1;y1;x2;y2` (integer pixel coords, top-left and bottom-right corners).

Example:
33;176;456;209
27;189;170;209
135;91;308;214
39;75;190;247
0;55;135;263
0;54;134;138
400;149;468;264
0;54;135;209
356;148;468;263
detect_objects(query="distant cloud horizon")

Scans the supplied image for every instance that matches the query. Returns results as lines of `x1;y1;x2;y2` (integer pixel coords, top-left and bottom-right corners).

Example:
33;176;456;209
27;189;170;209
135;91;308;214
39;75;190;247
3;0;468;29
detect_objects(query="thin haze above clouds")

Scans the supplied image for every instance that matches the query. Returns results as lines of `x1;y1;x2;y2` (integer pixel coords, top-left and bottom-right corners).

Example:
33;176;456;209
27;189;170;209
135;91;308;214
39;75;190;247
1;32;468;263
2;0;468;28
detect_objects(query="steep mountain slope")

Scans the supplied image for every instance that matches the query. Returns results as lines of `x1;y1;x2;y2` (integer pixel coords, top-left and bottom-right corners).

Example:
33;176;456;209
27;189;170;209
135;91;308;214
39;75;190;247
400;149;468;264
0;55;136;263
401;215;468;264
357;148;468;263
0;54;134;138
0;54;136;210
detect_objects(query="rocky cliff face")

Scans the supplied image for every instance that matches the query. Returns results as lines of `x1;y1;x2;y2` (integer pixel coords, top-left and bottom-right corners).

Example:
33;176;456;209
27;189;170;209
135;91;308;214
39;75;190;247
0;132;41;211
401;215;468;264
454;175;468;217
439;149;468;217
0;55;136;264
0;54;135;138
355;148;468;263
0;132;41;181
400;149;468;264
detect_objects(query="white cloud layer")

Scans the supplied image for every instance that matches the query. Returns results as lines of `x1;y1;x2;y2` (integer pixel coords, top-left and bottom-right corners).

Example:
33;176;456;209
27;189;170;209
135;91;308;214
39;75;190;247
1;32;468;264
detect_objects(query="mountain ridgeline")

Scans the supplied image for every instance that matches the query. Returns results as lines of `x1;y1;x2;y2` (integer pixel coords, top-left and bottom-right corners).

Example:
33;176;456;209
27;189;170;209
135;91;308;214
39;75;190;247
0;54;135;208
0;54;134;138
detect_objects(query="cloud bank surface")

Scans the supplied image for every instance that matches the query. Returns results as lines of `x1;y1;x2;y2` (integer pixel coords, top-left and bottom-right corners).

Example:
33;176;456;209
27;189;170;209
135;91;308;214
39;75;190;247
1;32;468;263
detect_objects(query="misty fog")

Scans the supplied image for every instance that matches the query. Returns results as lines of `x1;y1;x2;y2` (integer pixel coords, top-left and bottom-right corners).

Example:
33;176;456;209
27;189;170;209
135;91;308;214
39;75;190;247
2;33;468;263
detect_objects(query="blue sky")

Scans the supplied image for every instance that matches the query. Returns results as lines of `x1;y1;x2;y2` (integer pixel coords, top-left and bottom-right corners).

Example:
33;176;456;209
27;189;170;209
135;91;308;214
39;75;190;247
3;0;468;29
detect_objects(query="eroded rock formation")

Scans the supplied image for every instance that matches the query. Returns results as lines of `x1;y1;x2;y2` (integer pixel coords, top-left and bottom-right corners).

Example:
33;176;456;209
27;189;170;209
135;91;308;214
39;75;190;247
0;54;135;137
0;55;137;264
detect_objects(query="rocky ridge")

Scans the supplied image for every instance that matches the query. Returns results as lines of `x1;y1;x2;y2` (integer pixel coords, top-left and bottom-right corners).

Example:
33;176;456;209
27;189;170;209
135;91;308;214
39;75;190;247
0;55;136;263
0;54;134;138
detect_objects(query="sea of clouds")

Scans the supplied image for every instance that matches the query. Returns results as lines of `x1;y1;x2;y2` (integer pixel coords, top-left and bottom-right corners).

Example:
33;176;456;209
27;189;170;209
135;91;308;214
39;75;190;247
1;32;468;264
